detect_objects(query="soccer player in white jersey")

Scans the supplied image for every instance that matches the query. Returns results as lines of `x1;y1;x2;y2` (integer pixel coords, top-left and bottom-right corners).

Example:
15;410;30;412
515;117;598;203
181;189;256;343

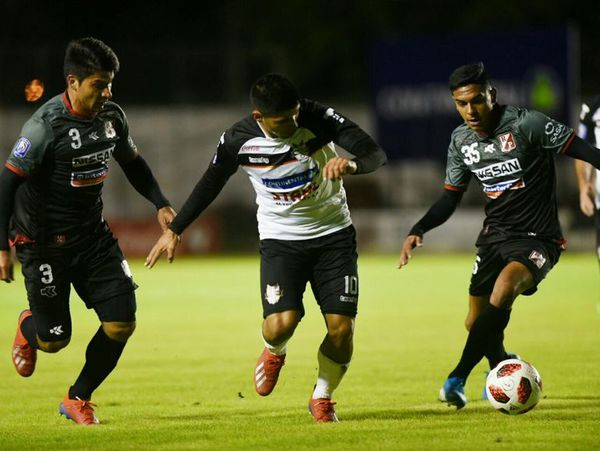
146;73;386;422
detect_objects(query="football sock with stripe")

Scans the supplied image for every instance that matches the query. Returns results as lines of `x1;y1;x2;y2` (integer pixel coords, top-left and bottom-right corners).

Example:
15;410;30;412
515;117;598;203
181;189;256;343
312;349;349;399
449;304;511;380
20;316;40;349
69;326;126;400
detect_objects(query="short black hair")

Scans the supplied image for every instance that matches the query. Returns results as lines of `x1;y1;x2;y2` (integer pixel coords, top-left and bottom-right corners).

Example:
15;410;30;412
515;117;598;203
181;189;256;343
250;73;300;115
63;37;120;80
448;62;489;91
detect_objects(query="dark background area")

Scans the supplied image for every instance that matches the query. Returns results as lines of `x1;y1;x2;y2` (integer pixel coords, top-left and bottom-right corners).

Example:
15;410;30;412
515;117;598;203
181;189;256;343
1;0;599;107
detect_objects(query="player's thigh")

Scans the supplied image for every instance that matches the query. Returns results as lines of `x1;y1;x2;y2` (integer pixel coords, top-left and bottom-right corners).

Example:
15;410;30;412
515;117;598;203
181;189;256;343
72;232;137;310
260;239;310;318
310;226;359;317
469;245;504;297
16;246;73;342
498;239;561;296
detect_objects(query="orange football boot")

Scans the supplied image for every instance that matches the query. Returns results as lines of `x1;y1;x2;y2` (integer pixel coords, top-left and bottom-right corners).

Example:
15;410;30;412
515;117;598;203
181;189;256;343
308;397;339;423
59;394;100;425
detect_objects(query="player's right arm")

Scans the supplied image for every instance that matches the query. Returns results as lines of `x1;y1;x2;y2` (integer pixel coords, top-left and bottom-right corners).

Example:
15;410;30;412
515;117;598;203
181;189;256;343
1;118;52;282
398;188;464;268
399;135;469;269
145;131;239;268
0;168;25;282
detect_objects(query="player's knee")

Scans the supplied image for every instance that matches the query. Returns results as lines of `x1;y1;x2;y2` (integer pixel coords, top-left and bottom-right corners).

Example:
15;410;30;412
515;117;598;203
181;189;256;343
38;337;71;353
264;311;300;342
102;321;136;343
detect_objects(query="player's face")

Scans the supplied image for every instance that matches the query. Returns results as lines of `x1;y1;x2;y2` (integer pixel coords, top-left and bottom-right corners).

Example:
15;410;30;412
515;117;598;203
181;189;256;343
68;71;114;116
452;84;496;134
254;104;300;139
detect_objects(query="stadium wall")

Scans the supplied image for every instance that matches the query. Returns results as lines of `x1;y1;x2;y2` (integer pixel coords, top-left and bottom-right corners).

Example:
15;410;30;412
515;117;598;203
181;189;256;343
0;106;593;255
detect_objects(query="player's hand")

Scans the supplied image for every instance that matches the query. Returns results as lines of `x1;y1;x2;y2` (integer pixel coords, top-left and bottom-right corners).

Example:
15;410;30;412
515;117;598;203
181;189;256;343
398;235;422;269
0;250;14;283
145;229;181;268
322;157;357;181
579;185;595;218
157;206;177;232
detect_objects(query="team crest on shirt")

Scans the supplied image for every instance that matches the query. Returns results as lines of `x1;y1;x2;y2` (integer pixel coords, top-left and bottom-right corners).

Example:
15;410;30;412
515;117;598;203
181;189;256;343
12;137;32;158
104;120;116;139
498;133;517;152
528;250;546;269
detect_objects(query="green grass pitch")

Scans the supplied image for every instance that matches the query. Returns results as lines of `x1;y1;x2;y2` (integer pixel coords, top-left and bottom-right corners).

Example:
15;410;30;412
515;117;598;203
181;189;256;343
0;253;598;450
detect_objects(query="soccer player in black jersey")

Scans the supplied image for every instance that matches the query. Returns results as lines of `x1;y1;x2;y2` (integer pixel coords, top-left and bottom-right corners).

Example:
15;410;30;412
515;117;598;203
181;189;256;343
575;96;600;273
146;73;386;422
398;62;600;409
0;38;175;425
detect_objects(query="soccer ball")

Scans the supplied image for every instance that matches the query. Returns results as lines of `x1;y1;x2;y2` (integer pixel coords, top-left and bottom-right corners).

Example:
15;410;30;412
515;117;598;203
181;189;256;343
485;358;542;415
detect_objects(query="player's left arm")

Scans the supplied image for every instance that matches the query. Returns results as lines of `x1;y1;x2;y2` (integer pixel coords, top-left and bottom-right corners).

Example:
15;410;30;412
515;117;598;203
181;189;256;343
563;135;600;173
300;99;387;180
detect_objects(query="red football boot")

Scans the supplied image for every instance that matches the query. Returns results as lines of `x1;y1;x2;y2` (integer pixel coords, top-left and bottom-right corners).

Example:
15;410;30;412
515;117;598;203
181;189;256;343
59;394;100;425
309;397;339;423
12;309;37;377
254;347;286;396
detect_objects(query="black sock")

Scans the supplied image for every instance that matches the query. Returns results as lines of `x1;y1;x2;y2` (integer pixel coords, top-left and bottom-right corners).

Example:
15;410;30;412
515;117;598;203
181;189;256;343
485;327;511;370
20;316;40;349
449;304;511;381
69;327;126;401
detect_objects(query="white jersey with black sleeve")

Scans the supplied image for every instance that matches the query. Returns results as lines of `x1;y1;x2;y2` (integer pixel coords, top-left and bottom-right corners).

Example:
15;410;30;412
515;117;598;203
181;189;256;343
169;98;387;241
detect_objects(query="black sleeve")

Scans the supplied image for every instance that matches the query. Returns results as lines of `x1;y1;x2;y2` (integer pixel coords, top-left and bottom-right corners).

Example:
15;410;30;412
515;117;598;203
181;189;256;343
408;189;463;237
563;135;600;169
299;99;387;174
0;167;25;251
168;163;233;235
119;155;171;210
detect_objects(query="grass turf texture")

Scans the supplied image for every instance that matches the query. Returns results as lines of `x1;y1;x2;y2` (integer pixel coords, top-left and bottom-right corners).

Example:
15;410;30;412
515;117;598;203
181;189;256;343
0;253;598;450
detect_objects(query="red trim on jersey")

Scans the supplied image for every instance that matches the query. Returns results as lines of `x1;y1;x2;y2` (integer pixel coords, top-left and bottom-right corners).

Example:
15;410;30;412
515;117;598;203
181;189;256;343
559;132;576;155
443;183;466;192
4;162;27;178
9;234;35;247
62;91;94;119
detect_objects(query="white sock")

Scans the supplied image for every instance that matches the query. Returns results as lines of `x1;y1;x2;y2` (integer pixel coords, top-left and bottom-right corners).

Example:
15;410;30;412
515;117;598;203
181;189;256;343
312;349;350;400
262;333;288;356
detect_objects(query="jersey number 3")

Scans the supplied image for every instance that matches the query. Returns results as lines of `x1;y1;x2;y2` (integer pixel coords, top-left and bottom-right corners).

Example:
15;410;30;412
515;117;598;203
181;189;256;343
69;128;82;149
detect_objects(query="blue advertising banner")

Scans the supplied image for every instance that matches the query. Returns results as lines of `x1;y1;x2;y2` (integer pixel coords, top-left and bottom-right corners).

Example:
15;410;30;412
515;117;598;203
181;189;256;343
370;28;578;161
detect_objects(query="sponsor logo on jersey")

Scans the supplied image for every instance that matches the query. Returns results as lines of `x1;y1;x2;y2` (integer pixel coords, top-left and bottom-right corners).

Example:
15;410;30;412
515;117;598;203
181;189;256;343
528;250;546;269
498;133;517;152
71;168;108;187
481;178;525;199
544;120;566;144
248;156;270;164
72;146;115;168
473;158;522;181
12;137;32;158
324;107;345;124
261;167;319;189
240;144;261;154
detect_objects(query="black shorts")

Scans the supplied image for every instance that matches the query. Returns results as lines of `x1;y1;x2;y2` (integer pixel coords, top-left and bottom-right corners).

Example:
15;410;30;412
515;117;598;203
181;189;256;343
16;227;137;341
259;225;359;318
469;238;562;297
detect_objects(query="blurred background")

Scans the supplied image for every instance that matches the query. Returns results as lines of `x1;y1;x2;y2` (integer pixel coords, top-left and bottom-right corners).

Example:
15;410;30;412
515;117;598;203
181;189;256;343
1;0;598;256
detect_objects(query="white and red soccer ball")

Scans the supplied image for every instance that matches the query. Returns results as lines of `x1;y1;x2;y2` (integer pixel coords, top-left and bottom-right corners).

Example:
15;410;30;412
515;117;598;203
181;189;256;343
485;359;542;415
